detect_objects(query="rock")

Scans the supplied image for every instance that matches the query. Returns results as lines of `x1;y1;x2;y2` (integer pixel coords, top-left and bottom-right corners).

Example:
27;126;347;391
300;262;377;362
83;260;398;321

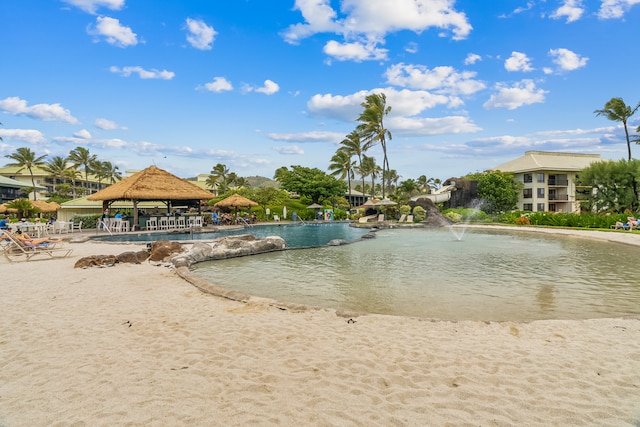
149;239;184;262
172;234;287;268
116;250;150;264
74;254;118;268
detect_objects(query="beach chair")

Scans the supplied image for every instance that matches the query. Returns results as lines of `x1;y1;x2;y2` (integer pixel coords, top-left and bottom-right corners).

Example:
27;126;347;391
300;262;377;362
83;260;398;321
377;214;385;222
1;232;72;262
398;214;406;223
406;215;414;223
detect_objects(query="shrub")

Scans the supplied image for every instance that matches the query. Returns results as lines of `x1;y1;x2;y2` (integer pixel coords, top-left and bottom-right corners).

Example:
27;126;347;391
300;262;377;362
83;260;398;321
412;205;426;222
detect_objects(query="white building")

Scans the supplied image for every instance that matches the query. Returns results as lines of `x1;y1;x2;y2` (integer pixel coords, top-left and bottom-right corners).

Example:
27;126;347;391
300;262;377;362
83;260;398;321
493;151;602;213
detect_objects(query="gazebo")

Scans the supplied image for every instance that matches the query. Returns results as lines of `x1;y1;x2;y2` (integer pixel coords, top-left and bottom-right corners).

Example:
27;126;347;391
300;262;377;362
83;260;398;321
87;165;214;229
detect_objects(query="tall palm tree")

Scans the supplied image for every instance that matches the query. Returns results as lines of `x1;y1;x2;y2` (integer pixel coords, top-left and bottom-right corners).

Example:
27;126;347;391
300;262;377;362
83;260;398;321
340;130;370;197
358;93;392;198
360;155;380;198
62;168;82;199
4;147;47;200
42;155;70;195
93;160;122;187
328;148;356;208
208;163;231;194
594;97;640;161
102;161;122;184
67;146;97;195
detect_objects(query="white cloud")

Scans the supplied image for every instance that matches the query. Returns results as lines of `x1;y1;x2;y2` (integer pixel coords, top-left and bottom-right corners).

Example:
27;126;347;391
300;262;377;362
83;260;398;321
0;96;79;124
384;63;486;95
74;129;92;139
598;0;640;18
203;77;233;93
267;131;344;143
62;0;124;14
95;118;127;130
550;0;585;22
323;39;388;62
483;80;547;110
504;52;534;72
110;66;175;80
548;48;588;71
246;80;280;95
388;115;481;135
0;128;47;144
464;53;482;65
282;0;472;61
273;145;305;155
185;18;217;50
89;16;138;47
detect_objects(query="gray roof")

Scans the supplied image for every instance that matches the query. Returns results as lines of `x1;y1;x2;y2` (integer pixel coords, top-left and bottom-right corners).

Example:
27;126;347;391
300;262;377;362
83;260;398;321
0;175;34;188
493;151;602;173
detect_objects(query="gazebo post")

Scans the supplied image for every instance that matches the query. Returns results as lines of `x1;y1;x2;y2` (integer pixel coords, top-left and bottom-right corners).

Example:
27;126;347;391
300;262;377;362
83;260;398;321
133;200;139;230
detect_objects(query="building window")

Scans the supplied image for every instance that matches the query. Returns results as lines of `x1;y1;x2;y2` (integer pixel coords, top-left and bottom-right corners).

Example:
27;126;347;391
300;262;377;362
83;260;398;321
523;173;532;183
537;173;545;183
523;203;533;211
537;188;545;198
537;203;545;212
523;188;533;198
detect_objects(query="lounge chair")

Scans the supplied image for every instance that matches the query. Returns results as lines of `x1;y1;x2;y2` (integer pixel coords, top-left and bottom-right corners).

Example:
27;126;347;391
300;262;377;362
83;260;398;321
358;214;377;223
377;214;385;222
406;215;414;223
1;231;72;262
398;214;406;223
612;221;630;230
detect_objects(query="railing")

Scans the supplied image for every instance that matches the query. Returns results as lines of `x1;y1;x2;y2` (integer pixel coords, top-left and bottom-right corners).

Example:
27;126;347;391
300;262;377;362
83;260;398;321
548;179;569;186
548;194;569;201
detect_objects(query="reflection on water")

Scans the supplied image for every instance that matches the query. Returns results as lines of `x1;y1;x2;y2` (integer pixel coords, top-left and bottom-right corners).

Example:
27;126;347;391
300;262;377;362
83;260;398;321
190;228;640;321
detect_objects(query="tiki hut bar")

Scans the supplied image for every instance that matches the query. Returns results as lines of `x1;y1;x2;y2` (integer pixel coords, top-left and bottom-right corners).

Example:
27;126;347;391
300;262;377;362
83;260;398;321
86;166;214;230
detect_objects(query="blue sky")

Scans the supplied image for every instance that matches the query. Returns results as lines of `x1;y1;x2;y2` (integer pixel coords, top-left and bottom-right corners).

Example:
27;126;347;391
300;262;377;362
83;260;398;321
1;0;639;182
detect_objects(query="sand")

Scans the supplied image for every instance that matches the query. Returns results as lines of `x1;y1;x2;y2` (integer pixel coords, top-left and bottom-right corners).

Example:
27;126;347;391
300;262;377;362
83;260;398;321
1;229;640;426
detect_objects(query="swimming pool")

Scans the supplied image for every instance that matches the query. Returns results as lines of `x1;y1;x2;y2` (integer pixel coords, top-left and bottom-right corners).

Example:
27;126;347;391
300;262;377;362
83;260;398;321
92;222;370;248
190;227;640;321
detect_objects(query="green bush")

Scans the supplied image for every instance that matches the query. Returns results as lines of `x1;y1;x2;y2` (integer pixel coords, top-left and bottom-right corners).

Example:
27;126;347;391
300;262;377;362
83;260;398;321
412;206;426;222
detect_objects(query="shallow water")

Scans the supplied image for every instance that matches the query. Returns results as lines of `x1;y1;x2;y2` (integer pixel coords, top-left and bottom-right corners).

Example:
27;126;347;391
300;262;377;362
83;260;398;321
190;228;640;321
93;222;368;248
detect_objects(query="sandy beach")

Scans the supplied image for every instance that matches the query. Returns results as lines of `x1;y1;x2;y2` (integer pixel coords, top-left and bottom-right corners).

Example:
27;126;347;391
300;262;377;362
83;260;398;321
1;228;640;426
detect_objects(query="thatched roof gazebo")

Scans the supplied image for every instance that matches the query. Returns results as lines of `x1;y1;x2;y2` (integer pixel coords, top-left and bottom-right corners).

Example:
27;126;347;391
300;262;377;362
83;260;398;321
87;165;214;229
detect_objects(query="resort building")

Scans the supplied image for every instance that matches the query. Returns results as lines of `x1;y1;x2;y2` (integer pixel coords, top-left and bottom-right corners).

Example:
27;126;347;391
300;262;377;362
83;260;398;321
492;151;602;213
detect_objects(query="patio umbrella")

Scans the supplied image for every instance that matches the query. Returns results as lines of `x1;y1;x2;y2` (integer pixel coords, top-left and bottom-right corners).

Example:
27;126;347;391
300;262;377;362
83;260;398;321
363;198;378;207
376;199;397;207
307;203;323;219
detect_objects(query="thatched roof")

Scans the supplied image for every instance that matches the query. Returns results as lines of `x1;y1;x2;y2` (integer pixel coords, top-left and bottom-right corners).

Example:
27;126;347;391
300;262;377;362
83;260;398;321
30;200;60;212
214;193;258;208
87;166;213;201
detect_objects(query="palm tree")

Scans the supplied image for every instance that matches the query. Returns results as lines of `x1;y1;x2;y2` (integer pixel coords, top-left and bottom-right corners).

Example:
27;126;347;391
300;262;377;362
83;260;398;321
62;168;82;199
340;130;370;198
67;146;97;195
208;163;231;194
594;97;640;161
358;93;392;198
329;148;356;208
360;155;380;198
4;147;47;200
93;161;122;188
42;155;70;195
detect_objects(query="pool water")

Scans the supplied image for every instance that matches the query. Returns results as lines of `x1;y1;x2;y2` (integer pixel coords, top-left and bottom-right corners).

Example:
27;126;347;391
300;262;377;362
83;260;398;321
190;228;640;321
92;222;369;248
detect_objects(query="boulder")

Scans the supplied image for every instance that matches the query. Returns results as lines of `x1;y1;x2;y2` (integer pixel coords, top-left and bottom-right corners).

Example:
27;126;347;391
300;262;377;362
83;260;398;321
116;250;150;264
74;254;118;268
149;239;184;262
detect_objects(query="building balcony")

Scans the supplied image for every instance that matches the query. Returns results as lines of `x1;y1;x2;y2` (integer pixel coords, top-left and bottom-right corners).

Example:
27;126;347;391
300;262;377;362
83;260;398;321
548;194;569;201
548;179;569;186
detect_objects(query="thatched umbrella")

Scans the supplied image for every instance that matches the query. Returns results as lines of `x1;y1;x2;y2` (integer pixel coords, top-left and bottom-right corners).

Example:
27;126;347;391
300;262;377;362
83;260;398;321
87;165;214;229
30;200;60;213
214;194;258;217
